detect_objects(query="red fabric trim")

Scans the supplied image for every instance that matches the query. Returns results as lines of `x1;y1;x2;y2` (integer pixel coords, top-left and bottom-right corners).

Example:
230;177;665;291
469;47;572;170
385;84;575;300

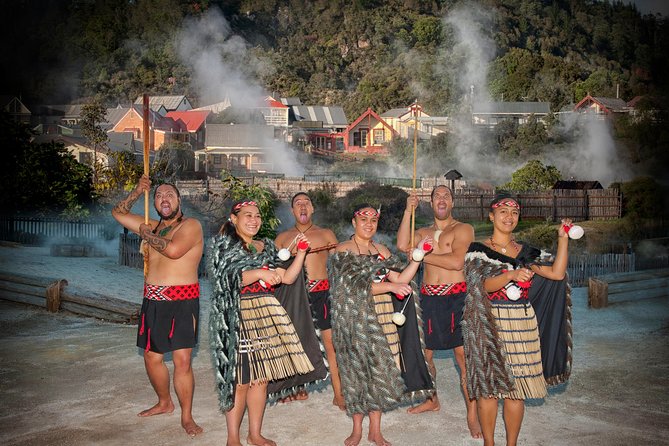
144;283;200;301
421;282;467;295
308;279;330;293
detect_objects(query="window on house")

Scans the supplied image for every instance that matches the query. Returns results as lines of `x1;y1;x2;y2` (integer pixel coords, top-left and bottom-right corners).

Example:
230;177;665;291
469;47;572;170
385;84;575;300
373;129;384;144
80;152;92;165
213;154;222;164
353;129;368;147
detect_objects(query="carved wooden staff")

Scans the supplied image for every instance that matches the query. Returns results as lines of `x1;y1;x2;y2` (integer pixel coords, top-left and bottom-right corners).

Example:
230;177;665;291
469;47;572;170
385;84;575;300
410;100;421;248
142;94;150;277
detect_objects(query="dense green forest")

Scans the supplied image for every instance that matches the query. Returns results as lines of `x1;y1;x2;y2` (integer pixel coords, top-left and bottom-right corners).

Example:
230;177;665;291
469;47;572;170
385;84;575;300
4;0;668;117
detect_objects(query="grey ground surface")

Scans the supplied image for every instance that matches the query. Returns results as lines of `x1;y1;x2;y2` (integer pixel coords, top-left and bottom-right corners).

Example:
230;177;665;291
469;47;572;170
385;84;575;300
0;245;668;446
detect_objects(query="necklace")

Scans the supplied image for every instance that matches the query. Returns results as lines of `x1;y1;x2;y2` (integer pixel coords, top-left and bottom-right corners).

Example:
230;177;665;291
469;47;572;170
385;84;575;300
352;236;378;255
157;215;183;237
490;236;515;254
295;223;314;234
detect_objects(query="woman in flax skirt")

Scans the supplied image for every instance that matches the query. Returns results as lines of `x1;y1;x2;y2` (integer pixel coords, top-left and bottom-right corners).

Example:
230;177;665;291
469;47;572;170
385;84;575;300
209;199;314;446
329;203;435;446
462;192;573;446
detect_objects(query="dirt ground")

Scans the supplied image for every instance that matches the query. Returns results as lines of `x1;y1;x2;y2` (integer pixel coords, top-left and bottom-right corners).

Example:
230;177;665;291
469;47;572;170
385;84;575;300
0;245;668;446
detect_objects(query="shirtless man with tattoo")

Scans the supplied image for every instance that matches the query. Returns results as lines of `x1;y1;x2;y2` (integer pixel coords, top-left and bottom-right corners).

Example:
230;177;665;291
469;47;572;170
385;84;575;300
112;174;204;437
396;185;482;439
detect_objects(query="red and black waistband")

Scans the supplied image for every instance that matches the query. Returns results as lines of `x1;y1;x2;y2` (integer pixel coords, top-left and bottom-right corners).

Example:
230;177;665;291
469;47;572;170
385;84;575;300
144;283;199;301
421;282;467;296
307;279;330;293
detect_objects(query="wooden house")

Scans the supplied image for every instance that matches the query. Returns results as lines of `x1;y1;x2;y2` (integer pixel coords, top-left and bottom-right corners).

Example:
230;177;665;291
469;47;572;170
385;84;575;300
196;124;276;174
166;110;210;151
112;106;187;151
573;95;630;117
472;102;550;127
1;96;31;124
134;95;193;116
343;108;398;155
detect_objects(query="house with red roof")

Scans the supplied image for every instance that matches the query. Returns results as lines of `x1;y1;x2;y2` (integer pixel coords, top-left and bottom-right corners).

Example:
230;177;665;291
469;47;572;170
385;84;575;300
166;110;210;150
573;94;631;117
343;108;398;155
112;106;188;152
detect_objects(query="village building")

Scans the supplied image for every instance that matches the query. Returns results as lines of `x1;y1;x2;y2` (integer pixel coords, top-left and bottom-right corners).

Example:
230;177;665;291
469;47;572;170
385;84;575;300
195;123;276;174
472;101;551;128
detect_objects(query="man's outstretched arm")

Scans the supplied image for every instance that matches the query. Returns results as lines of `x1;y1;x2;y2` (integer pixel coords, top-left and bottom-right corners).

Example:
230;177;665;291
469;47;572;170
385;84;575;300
112;175;151;234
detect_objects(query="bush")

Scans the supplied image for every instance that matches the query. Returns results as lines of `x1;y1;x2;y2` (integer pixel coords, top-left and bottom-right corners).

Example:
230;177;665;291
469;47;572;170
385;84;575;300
620;176;667;219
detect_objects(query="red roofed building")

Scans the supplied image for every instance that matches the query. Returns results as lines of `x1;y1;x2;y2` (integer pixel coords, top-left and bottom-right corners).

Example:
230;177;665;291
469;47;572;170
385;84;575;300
258;96;289;128
166;110;210;150
112;106;188;152
343;108;398;155
573;94;631;117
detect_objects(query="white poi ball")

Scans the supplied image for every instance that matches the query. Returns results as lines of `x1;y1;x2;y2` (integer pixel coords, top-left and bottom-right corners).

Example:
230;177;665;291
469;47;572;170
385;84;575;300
277;248;291;261
412;248;425;262
568;225;585;240
392;312;407;326
506;285;522;301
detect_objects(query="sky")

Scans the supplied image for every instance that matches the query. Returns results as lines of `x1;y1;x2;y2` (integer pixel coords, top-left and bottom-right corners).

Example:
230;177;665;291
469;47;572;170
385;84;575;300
626;0;669;16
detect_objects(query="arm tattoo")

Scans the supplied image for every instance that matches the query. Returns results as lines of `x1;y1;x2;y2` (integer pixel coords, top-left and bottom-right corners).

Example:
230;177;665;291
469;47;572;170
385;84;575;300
140;226;169;253
113;192;141;215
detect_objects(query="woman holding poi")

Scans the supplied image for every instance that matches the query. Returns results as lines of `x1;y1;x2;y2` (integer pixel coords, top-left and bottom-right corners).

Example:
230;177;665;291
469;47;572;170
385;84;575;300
329;203;435;446
462;193;573;446
209;199;315;446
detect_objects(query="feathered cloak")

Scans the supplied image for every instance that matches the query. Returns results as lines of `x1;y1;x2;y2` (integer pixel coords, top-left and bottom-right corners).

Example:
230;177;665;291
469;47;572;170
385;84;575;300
208;234;277;412
462;242;572;399
329;251;434;416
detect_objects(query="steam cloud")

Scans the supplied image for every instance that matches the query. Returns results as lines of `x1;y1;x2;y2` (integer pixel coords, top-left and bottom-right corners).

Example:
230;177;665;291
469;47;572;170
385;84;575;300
176;8;304;176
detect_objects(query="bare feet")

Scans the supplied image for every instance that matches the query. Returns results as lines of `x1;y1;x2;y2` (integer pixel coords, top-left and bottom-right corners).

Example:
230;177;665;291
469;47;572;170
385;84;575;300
137;400;175;417
247;434;276;446
182;418;203;437
333;394;346;411
467;413;483;439
368;432;392;446
344;431;362;446
407;396;440;414
280;390;309;403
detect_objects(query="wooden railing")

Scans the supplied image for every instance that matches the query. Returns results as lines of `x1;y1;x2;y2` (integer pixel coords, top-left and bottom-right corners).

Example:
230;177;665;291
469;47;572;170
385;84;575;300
0;217;107;244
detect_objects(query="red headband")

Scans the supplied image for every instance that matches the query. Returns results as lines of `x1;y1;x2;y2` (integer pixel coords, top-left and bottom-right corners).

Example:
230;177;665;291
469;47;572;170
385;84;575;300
233;200;258;212
354;208;380;217
491;199;520;209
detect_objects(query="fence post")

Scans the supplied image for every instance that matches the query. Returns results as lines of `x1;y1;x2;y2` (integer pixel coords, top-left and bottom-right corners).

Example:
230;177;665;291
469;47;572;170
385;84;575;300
552;190;557;222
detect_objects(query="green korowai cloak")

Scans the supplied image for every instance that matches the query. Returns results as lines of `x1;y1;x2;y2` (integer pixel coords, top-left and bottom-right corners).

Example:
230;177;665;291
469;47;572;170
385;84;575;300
462;242;573;399
328;251;434;417
209;234;326;411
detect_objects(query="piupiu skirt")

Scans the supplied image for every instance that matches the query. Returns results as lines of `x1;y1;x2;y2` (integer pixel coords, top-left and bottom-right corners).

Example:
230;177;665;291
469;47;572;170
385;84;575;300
237;290;314;384
491;300;547;399
373;292;401;369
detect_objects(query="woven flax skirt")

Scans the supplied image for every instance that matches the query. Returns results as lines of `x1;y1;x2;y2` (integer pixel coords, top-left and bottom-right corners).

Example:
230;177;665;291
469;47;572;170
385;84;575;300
492;301;547;399
238;292;314;384
374;292;401;369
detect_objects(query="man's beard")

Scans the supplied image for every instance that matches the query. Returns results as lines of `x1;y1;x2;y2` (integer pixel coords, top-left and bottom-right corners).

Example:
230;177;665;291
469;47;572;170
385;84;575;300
156;204;180;220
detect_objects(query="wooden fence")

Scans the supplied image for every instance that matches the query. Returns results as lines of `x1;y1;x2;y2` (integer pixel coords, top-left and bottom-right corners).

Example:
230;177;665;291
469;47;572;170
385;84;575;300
0;217;107;244
567;253;636;287
177;178;621;222
450;189;621;221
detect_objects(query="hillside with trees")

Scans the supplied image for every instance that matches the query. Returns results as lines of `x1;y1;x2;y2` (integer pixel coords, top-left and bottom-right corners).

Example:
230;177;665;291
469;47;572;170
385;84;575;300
4;0;666;115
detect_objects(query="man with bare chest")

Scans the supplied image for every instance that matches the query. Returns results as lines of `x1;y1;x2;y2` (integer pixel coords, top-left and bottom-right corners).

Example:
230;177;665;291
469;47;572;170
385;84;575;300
275;192;345;409
112;175;203;437
397;185;481;439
